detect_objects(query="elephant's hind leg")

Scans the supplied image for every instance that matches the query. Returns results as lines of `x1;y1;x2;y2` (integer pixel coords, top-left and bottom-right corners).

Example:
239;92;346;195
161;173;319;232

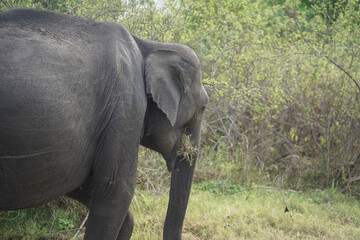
67;177;134;240
117;209;134;240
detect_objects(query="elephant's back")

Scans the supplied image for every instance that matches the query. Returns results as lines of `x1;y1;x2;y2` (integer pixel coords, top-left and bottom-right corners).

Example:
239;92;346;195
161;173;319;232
0;8;101;34
0;9;103;210
0;9;102;126
0;15;99;144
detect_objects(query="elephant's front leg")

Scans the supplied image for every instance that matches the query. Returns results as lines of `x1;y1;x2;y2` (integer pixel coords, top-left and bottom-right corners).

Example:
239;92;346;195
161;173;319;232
84;126;139;240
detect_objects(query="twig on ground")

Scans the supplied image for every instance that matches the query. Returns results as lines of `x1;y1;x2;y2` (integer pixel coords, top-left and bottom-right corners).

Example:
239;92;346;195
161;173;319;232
0;210;20;220
71;212;89;240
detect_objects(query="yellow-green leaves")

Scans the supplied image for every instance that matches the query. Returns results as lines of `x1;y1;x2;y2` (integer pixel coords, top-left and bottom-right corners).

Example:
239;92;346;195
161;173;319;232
177;133;198;166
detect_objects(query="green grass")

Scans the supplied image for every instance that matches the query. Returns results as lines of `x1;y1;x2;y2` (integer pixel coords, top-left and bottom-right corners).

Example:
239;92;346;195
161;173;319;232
132;185;360;240
2;183;358;239
0;198;88;240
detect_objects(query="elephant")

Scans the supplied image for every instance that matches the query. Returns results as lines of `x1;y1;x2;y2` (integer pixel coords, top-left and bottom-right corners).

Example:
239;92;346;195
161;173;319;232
0;8;208;240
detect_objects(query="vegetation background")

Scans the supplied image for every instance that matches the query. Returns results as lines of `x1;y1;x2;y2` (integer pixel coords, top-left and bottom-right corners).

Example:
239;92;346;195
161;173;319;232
1;0;359;239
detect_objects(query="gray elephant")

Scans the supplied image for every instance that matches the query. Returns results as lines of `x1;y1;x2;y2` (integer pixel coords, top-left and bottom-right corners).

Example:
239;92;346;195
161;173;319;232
0;9;208;240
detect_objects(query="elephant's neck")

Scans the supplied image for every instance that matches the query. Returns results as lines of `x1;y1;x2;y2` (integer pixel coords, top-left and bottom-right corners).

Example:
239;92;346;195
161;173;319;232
142;97;169;138
142;96;151;138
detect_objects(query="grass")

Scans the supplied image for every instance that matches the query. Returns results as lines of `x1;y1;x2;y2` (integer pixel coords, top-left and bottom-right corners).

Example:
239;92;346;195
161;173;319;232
2;183;359;239
132;184;360;240
0;198;88;239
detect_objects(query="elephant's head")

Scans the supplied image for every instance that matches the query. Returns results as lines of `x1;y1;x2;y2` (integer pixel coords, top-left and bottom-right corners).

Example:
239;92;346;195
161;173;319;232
139;42;208;239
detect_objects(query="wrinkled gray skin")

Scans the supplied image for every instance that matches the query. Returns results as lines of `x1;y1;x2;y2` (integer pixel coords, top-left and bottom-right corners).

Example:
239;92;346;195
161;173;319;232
0;9;208;240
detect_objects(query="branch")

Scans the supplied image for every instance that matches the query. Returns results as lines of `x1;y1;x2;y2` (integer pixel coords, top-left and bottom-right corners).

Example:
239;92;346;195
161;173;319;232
71;212;89;240
324;56;360;92
1;0;11;8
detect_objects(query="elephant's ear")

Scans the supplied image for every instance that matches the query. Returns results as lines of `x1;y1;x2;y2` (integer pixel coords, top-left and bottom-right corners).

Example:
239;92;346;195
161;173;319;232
145;50;193;126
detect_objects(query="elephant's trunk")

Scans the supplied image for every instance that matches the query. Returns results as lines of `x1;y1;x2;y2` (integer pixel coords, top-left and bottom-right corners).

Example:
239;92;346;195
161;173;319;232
163;121;201;240
163;155;196;239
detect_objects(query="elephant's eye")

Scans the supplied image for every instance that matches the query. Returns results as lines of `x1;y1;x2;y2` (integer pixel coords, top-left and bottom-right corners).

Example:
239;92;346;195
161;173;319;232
195;106;206;119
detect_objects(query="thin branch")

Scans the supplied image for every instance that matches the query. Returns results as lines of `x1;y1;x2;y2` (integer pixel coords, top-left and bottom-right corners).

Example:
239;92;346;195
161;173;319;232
324;56;360;92
71;212;89;240
1;0;11;8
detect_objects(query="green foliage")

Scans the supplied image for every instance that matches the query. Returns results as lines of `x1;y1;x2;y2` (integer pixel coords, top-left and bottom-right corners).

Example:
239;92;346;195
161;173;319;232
57;213;75;230
177;0;360;194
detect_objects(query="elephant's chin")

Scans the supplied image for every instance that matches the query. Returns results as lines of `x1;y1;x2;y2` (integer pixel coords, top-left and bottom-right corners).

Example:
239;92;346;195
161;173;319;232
163;155;176;172
162;139;181;172
162;149;178;172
